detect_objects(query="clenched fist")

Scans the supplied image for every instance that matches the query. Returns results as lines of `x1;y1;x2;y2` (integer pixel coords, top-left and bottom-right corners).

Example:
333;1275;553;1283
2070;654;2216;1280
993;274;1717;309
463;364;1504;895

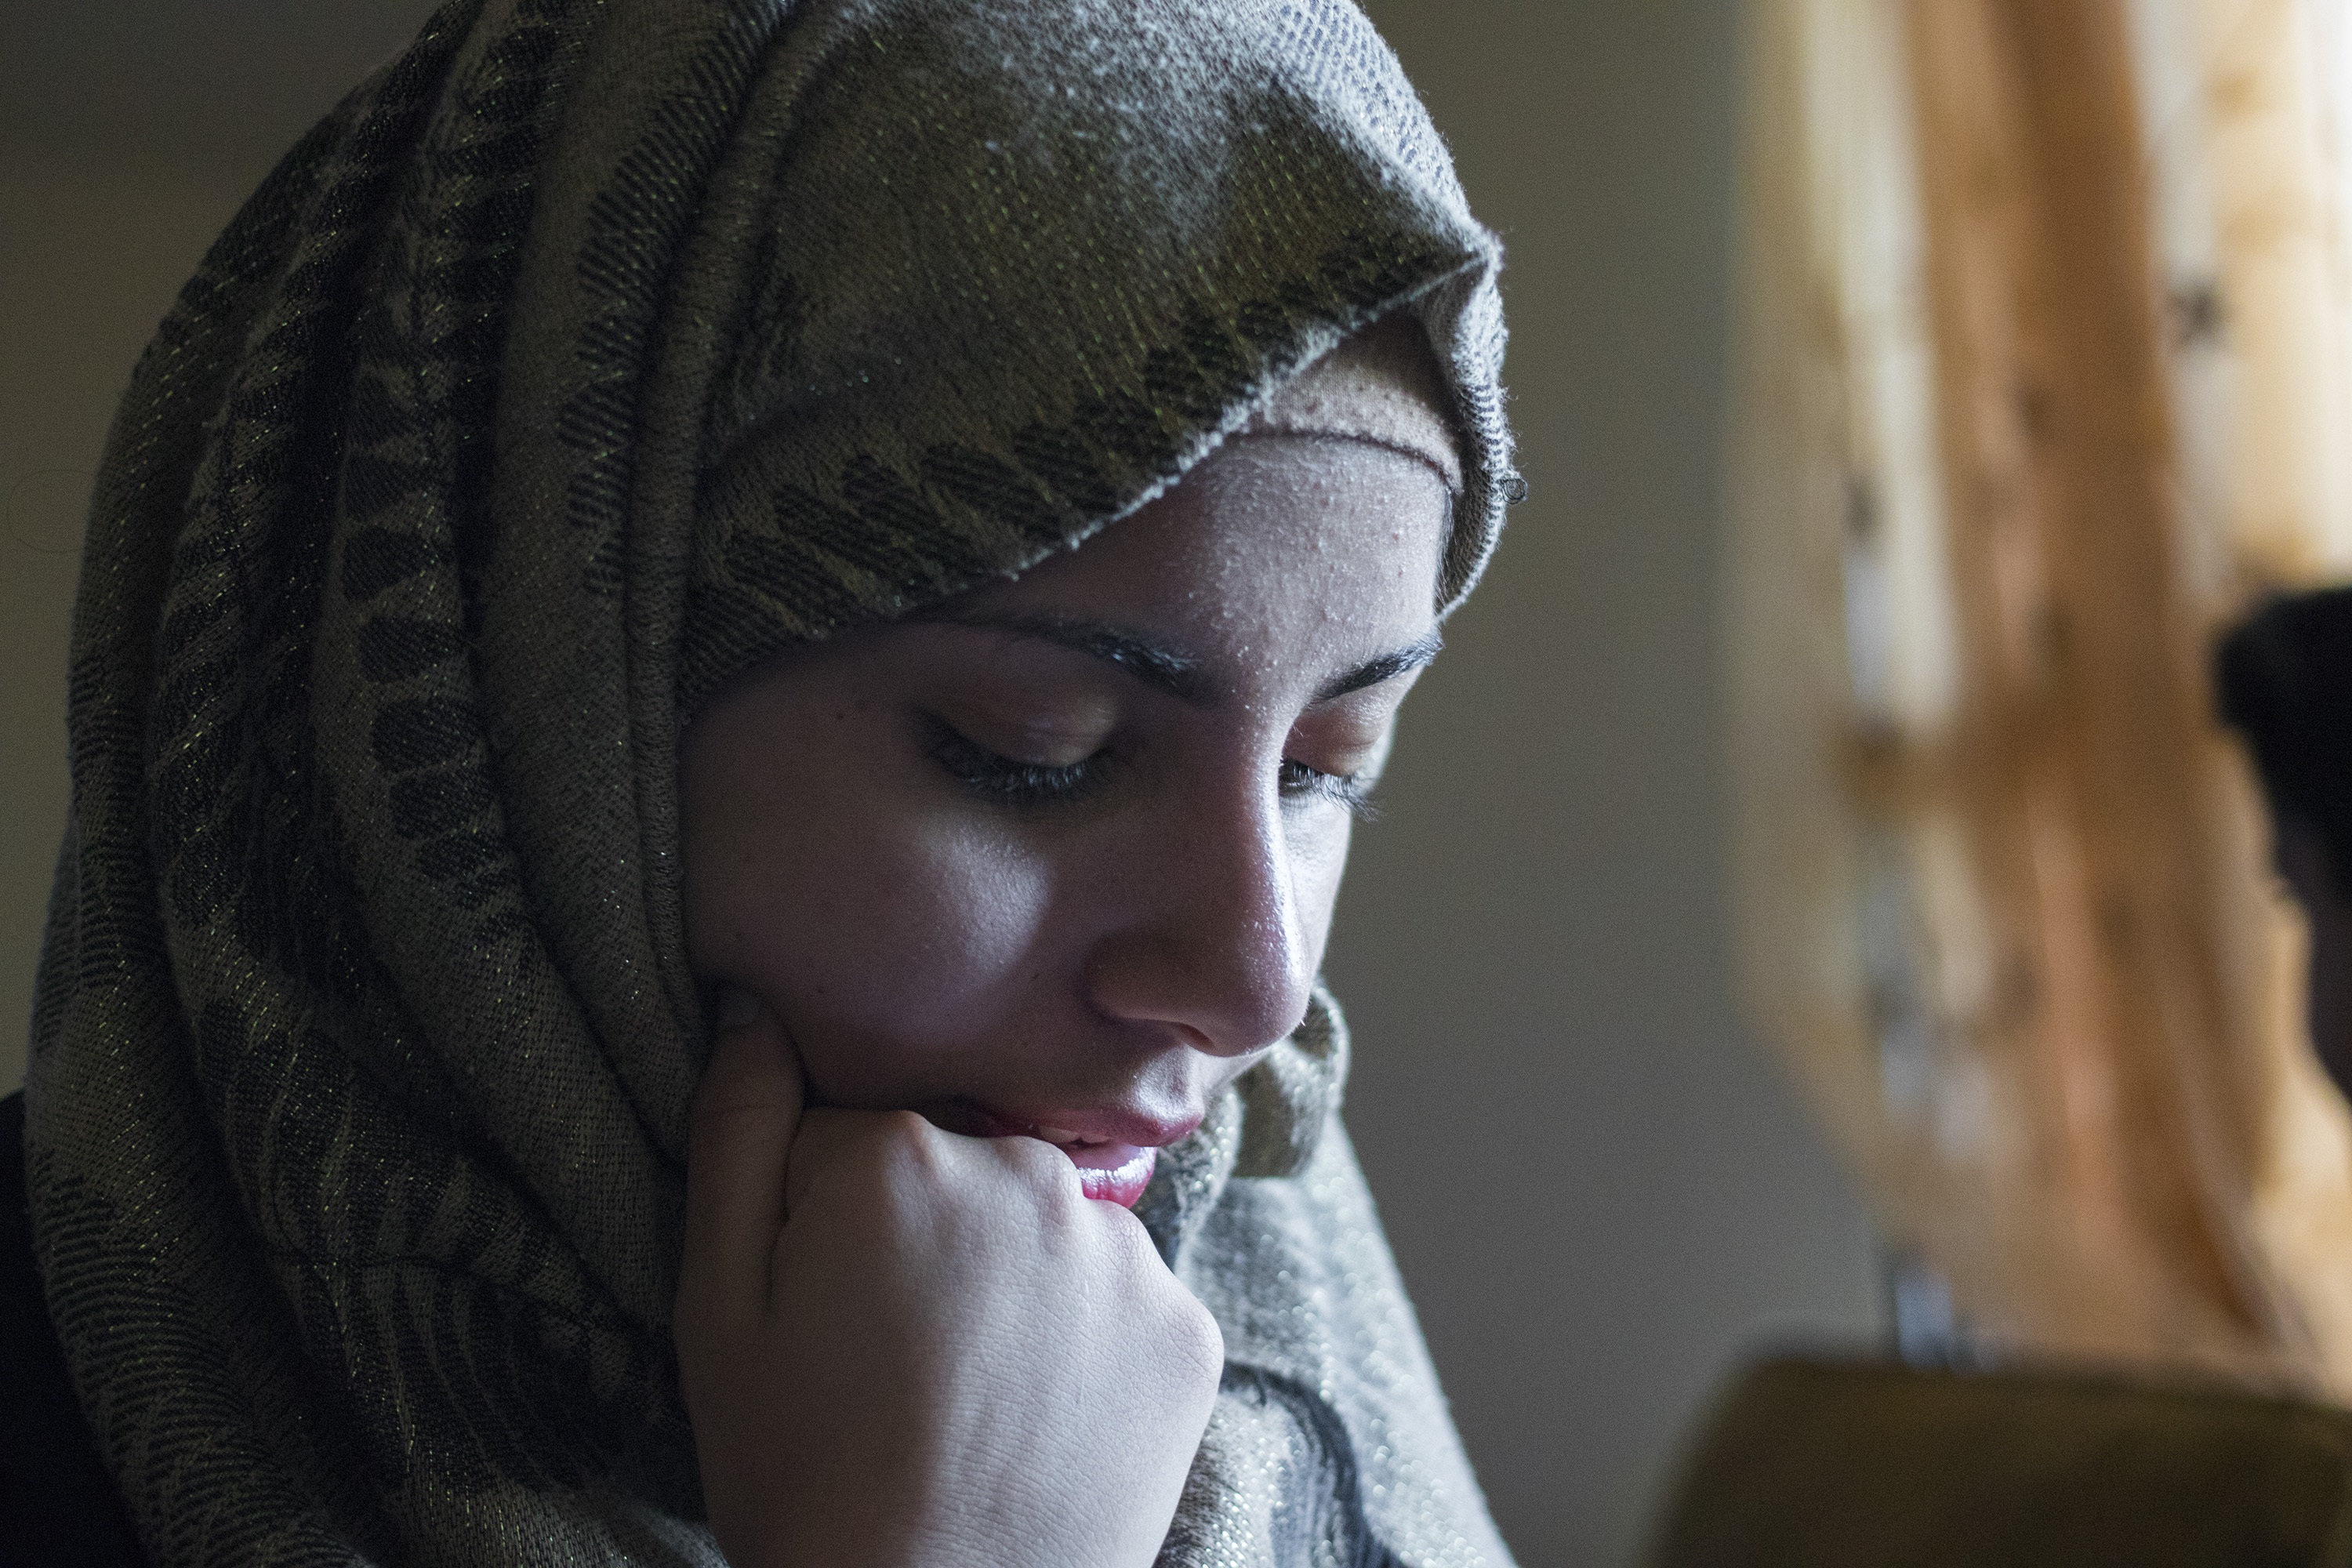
675;988;1225;1568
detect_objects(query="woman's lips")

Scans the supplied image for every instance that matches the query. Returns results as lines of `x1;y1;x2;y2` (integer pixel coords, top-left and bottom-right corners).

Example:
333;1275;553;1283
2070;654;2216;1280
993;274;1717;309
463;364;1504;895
1008;1123;1157;1207
1057;1141;1157;1207
925;1102;1184;1207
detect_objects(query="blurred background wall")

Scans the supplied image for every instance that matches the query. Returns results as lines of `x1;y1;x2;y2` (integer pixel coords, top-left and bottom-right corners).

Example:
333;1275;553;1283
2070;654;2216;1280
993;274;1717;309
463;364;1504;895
0;2;1886;1561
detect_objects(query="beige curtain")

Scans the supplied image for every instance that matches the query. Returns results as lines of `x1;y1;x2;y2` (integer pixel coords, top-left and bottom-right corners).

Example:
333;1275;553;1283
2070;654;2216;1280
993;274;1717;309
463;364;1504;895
1730;0;2352;1391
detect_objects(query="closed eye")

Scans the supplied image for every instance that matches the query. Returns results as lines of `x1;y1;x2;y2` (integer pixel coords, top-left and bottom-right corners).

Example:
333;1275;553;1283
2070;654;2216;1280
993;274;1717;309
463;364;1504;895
923;715;1112;807
1279;758;1379;822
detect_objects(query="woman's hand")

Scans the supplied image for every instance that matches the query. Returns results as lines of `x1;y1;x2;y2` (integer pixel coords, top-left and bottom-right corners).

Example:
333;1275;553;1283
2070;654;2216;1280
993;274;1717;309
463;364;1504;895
675;989;1225;1568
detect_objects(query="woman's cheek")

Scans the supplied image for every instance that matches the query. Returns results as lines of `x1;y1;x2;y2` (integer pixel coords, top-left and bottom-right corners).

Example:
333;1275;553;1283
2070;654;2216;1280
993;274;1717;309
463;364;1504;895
1289;815;1355;972
771;812;1062;1091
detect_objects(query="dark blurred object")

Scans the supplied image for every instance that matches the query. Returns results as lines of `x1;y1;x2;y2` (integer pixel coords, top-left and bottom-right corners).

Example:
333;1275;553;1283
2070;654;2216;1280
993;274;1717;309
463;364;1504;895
1649;1356;2352;1567
2216;586;2352;1098
0;1093;145;1566
2216;586;2352;903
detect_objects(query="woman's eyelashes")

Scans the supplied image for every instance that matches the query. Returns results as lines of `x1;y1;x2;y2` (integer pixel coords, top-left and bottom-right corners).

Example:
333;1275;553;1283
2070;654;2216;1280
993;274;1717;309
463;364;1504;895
920;709;1384;820
922;713;1112;805
1279;758;1380;822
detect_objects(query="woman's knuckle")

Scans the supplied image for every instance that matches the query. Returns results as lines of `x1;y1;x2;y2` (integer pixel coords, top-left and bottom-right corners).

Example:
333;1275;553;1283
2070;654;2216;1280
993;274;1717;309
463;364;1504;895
1169;1298;1225;1380
874;1107;933;1143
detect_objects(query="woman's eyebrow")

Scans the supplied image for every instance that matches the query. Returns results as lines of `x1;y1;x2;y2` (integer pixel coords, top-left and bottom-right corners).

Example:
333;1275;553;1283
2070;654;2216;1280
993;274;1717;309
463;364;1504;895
1313;630;1443;703
919;610;1212;702
918;610;1440;706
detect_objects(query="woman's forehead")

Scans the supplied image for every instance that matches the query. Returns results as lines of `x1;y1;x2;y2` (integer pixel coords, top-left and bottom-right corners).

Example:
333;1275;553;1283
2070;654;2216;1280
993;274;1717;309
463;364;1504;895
912;437;1449;689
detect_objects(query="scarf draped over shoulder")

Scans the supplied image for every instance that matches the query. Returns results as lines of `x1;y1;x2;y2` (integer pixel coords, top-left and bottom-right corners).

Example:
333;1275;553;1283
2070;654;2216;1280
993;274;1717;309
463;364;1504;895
25;0;1517;1561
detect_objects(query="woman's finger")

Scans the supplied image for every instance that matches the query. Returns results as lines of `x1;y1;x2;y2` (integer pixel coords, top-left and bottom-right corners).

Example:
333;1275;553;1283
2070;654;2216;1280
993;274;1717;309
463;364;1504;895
680;985;806;1321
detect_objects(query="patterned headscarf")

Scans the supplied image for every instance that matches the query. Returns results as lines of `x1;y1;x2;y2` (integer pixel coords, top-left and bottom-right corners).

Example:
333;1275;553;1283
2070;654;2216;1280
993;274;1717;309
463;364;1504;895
26;0;1518;1562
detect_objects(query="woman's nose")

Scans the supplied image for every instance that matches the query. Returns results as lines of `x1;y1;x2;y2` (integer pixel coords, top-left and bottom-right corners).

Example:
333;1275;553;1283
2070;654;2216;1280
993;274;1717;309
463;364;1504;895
1084;780;1316;1057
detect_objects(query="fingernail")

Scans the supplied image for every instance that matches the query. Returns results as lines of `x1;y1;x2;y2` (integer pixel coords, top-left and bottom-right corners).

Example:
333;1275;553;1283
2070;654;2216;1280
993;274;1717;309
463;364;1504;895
713;984;760;1032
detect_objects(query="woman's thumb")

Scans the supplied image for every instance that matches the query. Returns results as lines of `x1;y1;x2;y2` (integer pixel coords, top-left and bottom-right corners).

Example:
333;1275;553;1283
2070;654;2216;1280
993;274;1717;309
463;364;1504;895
680;985;806;1318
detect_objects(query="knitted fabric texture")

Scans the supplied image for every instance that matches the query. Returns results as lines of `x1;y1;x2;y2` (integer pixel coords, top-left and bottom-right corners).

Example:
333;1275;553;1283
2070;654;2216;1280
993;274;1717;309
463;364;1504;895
24;0;1518;1563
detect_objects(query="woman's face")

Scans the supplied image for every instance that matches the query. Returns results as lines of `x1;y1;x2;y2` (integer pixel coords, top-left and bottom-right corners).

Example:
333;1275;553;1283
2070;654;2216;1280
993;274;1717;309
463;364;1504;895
681;434;1449;1195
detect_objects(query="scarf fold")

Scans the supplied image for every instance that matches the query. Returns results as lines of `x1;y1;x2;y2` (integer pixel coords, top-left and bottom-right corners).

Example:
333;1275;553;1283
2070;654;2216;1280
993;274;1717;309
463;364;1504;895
25;1;1517;1562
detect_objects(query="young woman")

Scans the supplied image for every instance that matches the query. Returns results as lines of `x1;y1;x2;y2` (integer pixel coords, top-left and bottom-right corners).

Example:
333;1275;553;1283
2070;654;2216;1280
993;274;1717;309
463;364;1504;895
13;0;1520;1563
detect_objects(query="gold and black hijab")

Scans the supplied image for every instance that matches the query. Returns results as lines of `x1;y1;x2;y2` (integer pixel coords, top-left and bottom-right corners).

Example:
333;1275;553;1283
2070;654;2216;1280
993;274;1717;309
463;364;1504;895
24;0;1518;1560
